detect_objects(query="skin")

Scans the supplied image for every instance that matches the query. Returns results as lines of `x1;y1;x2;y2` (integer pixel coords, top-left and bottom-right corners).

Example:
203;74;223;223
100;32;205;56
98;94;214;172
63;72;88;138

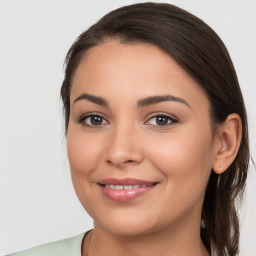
67;40;241;256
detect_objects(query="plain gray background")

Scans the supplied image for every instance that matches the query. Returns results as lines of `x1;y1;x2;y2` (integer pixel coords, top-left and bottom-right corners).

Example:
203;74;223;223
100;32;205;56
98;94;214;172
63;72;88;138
0;0;255;255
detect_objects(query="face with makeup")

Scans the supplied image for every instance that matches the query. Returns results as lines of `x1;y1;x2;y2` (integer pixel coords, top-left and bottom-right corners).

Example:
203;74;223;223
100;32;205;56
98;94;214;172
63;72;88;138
67;40;220;237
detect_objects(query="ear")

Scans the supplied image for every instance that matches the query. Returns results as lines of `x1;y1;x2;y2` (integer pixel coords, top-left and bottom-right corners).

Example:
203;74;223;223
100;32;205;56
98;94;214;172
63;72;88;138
212;113;242;174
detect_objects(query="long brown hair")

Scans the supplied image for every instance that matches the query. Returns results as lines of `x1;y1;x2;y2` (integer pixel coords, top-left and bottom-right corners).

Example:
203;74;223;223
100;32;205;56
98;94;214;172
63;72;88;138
61;3;249;255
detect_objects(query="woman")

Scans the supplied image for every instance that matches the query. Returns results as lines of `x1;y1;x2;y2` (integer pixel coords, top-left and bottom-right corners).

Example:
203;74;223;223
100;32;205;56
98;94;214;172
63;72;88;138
8;2;249;256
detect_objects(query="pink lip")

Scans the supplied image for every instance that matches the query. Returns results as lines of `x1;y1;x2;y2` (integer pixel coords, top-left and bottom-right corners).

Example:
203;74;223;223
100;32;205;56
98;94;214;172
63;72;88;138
98;178;158;202
99;178;156;186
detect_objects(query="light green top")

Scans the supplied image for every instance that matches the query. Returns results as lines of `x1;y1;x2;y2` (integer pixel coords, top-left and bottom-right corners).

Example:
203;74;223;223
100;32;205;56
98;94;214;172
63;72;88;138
7;232;87;256
7;230;215;256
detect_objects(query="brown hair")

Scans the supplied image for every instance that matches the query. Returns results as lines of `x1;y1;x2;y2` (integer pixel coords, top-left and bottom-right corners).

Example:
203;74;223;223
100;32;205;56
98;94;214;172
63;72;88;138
61;3;249;255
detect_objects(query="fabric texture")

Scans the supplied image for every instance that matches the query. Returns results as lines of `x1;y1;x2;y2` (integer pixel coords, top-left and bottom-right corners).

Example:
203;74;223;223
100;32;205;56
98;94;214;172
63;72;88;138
7;230;215;255
7;232;87;256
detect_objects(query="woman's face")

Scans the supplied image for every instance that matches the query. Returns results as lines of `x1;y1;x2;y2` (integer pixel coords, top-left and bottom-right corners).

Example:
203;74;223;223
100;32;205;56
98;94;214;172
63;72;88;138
67;40;219;236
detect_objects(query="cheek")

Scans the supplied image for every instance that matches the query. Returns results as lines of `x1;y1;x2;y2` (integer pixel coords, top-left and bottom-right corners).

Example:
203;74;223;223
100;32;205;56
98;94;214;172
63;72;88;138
67;129;103;177
144;128;214;223
66;128;104;215
145;126;214;191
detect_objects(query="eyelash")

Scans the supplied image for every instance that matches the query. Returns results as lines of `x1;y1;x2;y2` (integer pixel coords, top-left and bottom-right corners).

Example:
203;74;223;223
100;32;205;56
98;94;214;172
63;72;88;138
145;113;178;127
77;113;108;128
77;112;178;128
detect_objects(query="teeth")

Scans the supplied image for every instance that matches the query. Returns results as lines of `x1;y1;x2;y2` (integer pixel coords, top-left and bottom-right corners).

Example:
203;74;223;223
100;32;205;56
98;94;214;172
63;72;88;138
104;184;150;190
124;185;133;189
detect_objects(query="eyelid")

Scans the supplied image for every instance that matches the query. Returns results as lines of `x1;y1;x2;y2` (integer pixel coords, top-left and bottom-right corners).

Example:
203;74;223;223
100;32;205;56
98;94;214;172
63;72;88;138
77;112;110;127
144;112;178;126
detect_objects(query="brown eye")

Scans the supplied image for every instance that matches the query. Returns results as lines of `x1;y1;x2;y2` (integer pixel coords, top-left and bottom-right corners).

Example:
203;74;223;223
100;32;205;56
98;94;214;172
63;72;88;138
80;114;108;127
90;115;103;125
146;114;176;126
155;116;169;125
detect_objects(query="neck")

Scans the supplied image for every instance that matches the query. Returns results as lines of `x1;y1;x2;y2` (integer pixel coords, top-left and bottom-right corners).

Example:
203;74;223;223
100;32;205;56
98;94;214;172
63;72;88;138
83;220;210;256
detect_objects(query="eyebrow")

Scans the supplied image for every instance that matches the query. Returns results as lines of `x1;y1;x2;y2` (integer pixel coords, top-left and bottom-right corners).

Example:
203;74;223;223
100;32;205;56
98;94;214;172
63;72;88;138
73;93;108;107
73;93;191;109
137;95;191;108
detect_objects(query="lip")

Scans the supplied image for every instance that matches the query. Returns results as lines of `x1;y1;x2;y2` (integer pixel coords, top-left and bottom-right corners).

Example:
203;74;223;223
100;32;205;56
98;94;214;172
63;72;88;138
97;178;158;202
99;178;156;186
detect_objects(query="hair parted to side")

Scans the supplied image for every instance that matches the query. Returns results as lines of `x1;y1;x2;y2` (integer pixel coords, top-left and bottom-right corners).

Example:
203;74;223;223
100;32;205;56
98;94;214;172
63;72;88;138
61;2;249;256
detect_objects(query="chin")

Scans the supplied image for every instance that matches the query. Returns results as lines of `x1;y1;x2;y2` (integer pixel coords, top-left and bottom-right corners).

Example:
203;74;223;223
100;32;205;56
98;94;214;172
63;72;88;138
92;208;167;237
99;222;155;237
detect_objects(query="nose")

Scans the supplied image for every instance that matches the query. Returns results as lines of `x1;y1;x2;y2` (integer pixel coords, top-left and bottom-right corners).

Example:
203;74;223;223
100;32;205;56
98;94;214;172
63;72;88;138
104;125;144;168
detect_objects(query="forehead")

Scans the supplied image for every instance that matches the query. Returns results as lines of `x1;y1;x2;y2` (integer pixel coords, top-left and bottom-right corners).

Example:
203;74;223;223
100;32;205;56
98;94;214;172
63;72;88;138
71;40;209;110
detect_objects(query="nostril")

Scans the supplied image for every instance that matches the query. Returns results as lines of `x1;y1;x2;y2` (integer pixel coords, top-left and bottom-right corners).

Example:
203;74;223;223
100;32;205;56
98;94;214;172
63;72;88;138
106;160;112;165
106;159;136;167
123;160;137;166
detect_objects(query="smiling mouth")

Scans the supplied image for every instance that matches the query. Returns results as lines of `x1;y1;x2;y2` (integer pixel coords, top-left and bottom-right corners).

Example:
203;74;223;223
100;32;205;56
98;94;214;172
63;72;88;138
100;184;156;190
98;179;159;202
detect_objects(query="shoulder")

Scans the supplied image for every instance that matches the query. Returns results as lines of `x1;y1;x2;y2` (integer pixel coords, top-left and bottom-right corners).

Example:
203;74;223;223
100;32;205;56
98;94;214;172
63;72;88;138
7;232;88;256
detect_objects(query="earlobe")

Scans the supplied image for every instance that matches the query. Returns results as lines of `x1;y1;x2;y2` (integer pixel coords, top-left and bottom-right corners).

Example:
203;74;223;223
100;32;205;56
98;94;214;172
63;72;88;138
212;113;242;174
